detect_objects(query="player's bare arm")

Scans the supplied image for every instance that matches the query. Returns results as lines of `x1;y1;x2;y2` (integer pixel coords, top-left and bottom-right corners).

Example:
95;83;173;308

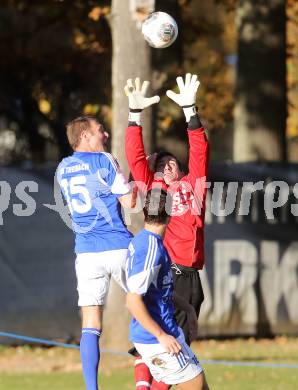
124;78;160;187
126;292;181;355
118;188;137;209
167;73;208;190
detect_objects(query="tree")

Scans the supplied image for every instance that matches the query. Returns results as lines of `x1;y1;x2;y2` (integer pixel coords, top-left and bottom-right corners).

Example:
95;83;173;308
233;0;287;162
101;0;155;350
287;0;298;161
111;0;155;173
0;0;112;163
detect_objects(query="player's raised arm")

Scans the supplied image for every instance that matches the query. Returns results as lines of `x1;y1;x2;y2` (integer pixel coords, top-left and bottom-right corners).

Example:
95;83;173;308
166;73;209;190
124;78;159;187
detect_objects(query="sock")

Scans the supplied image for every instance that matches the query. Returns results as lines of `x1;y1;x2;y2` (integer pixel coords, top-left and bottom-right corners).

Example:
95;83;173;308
134;357;152;389
80;328;101;390
151;379;171;390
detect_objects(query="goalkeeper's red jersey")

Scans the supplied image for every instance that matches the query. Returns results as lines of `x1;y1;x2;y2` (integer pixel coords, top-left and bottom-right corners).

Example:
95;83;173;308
125;125;209;269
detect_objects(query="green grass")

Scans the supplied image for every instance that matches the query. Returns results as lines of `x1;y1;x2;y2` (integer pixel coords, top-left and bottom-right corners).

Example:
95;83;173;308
204;365;298;390
0;370;133;390
0;338;298;390
0;366;297;390
0;373;84;390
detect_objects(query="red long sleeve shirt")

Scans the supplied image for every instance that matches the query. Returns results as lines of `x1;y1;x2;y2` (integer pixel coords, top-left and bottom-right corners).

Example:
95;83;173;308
125;125;209;269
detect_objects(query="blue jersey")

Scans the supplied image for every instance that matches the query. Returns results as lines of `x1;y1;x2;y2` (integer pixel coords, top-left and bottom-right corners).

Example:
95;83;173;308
57;151;132;254
125;229;179;344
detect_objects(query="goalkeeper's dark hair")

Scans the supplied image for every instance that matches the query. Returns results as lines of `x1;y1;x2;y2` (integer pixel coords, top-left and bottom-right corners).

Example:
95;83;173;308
143;189;171;225
154;150;182;171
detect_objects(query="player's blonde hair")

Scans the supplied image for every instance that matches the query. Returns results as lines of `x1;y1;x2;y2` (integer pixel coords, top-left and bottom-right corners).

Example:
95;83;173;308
66;115;99;150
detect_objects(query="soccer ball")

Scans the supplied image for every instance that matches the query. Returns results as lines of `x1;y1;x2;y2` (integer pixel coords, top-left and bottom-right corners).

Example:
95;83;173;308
141;12;178;49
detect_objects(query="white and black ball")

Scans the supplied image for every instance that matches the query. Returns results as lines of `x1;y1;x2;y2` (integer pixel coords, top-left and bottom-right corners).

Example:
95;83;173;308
141;12;178;49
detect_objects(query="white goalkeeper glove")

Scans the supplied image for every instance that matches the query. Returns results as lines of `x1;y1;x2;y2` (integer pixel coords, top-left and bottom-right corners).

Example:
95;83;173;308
166;73;200;122
124;78;160;125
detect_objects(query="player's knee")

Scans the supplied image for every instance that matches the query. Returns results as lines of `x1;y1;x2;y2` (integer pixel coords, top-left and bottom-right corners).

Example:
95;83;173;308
202;378;210;390
201;371;209;390
176;372;204;390
197;372;209;390
82;317;102;330
81;306;103;329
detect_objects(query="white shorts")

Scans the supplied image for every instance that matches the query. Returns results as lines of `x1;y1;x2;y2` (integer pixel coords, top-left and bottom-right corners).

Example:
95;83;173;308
134;329;203;385
75;249;128;306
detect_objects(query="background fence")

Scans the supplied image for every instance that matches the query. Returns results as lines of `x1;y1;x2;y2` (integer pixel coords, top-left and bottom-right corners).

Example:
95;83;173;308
1;162;297;343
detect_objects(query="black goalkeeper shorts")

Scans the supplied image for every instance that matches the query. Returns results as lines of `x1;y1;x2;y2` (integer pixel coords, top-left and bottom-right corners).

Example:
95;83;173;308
171;263;204;345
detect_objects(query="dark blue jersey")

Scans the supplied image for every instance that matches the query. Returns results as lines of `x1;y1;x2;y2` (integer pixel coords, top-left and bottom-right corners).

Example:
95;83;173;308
125;229;179;344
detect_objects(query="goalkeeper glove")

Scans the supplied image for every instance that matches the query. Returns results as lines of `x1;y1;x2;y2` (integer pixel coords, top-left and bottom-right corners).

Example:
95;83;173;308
124;78;160;125
166;73;200;122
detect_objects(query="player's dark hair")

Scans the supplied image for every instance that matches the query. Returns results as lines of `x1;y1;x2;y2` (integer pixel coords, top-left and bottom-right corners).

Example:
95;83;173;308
143;189;171;225
66;115;100;150
154;150;182;171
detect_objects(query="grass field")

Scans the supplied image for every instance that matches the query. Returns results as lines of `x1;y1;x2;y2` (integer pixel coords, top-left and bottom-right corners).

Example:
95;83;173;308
0;337;298;390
